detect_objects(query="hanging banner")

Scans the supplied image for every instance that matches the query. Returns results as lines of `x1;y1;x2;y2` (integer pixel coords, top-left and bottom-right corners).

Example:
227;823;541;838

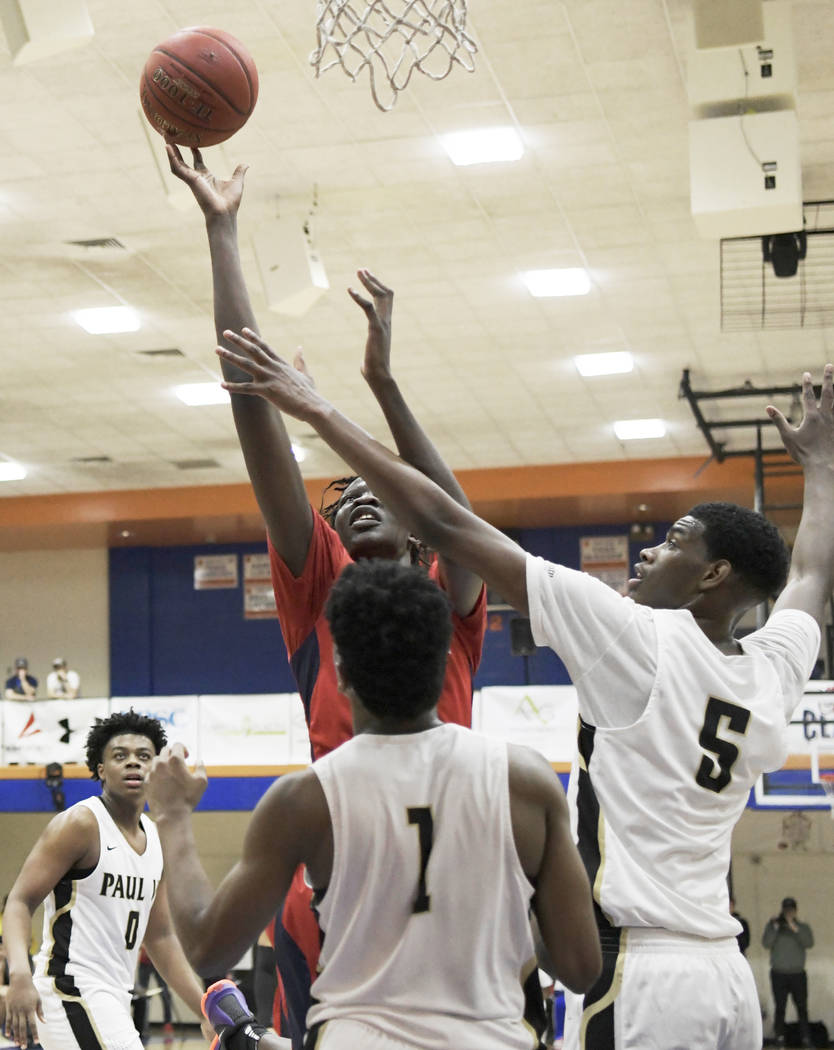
243;552;271;580
199;694;295;765
475;685;578;762
194;553;238;590
580;535;629;592
109;696;199;755
244;581;278;620
1;698;109;765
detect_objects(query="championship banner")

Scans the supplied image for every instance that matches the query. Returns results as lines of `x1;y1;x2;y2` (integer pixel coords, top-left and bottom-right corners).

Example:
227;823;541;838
109;696;199;755
1;698;109;765
475;685;578;762
198;694;296;765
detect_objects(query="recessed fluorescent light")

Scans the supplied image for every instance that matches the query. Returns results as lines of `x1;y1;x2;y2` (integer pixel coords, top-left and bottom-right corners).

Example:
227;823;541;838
73;306;140;334
174;382;231;406
575;351;634;377
614;418;666;440
522;268;591;298
291;443;306;463
441;127;523;166
0;460;26;481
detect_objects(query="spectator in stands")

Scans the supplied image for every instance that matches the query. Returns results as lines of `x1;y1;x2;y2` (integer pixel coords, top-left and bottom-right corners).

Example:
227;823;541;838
46;657;81;699
763;896;815;1048
4;658;37;700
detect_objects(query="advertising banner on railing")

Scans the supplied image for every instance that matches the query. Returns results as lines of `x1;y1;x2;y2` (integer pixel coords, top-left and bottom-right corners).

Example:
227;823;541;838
110;696;199;755
198;693;307;766
1;698;109;765
474;685;579;762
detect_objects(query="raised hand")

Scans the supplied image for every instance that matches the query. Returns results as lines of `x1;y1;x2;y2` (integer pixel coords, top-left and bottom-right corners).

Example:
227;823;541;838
147;743;208;819
216;328;322;423
166;142;247;219
767;364;834;469
348;270;393;385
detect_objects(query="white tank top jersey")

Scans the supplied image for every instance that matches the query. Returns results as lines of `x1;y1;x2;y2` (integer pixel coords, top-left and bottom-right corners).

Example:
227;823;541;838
34;796;163;999
526;556;820;940
306;723;541;1050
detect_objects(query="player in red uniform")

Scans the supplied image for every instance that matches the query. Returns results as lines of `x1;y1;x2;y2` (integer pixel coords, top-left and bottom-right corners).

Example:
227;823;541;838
167;145;486;1048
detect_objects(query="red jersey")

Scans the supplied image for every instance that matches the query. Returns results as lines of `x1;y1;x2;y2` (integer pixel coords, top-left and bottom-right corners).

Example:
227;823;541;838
269;510;486;759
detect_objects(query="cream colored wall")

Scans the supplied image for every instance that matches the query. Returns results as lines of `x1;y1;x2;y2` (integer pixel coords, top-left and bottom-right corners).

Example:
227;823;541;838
732;807;834;1037
0;549;109;699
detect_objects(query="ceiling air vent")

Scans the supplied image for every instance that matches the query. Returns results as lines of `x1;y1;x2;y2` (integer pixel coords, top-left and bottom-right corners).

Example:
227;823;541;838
172;458;220;470
65;237;128;251
71;455;113;463
136;348;185;358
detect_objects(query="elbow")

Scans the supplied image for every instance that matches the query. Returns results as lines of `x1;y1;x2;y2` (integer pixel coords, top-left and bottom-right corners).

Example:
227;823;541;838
560;943;603;995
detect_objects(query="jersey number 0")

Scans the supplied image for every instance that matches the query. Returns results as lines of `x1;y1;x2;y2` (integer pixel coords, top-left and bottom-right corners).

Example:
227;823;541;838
695;697;751;794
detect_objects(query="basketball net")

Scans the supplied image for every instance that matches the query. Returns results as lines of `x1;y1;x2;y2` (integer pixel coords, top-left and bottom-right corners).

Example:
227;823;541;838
310;0;478;111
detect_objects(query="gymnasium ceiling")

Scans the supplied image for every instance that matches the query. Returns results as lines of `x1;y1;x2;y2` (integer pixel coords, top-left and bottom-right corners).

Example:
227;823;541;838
0;0;832;544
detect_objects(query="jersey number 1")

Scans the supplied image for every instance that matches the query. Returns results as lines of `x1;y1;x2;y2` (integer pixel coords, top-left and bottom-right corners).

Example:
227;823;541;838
695;697;751;794
407;807;433;914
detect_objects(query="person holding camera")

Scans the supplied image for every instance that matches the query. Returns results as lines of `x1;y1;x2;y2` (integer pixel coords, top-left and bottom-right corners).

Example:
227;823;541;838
762;897;815;1047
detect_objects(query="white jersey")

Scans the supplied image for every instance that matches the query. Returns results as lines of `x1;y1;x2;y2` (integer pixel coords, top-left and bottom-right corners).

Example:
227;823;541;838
34;796;163;1000
306;723;540;1050
526;557;819;939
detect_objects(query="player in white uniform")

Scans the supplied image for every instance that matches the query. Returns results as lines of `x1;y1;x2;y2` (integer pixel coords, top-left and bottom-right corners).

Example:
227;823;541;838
146;559;601;1050
209;335;834;1050
1;710;211;1050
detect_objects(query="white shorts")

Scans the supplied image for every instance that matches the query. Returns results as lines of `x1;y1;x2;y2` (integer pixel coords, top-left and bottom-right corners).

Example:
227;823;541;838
34;977;142;1050
304;1018;415;1050
563;928;761;1050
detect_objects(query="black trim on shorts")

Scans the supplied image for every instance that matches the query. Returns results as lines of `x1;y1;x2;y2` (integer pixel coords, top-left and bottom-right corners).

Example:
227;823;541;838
580;927;625;1050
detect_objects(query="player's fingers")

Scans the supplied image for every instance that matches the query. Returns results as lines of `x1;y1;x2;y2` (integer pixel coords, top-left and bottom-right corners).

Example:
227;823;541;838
238;326;280;361
359;269;391;297
216;347;257;376
232;164;249;182
819;362;834;411
766;405;791;437
192;148;206;171
801;371;817;411
220;378;258;396
195;759;209;782
347;287;373;313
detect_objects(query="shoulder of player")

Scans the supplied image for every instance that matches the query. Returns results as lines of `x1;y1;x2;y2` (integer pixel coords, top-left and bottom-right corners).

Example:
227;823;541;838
256;768;329;833
506;744;562;806
39;803;100;863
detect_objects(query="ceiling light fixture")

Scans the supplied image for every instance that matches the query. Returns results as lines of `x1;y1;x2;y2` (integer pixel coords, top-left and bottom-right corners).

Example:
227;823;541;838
73;306;140;334
614;418;666;441
291;443;307;463
575;351;634;377
523;268;591;298
0;460;26;481
174;383;231;406
441;127;523;166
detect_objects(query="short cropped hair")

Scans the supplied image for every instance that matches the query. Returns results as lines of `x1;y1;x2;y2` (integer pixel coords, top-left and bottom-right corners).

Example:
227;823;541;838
325;559;453;720
689;501;790;599
321;474;429;568
85;709;167;779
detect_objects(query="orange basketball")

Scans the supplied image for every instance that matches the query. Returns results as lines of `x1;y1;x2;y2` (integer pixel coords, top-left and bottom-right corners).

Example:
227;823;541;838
140;26;258;148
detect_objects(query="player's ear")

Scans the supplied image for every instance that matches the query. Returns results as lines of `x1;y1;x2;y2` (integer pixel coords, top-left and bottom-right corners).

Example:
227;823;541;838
700;558;732;591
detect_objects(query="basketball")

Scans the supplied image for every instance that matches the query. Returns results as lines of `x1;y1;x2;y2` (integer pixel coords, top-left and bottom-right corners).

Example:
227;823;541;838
140;26;258;148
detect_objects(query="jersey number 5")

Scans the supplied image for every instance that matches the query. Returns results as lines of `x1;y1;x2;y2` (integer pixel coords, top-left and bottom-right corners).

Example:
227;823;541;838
407;807;433;914
695;697;751;794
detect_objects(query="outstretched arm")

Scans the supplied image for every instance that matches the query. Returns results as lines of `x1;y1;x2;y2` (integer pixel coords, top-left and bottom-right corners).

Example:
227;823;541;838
770;365;834;628
215;329;530;614
147;745;328;977
167;145;312;575
349;270;483;616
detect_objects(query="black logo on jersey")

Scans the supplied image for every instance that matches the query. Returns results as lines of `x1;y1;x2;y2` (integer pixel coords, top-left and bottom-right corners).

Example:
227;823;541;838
99;873;155;901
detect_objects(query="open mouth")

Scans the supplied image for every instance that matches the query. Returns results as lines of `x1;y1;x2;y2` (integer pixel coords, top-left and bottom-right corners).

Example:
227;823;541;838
349;507;381;529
